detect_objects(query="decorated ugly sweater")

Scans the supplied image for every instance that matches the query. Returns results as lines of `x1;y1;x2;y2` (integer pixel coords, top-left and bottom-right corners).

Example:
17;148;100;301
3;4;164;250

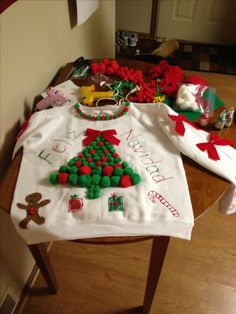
10;82;236;244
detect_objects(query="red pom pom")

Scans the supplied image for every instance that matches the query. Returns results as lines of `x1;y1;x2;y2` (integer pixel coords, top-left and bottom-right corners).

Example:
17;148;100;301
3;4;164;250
103;149;109;154
79;165;91;175
99;63;106;73
79;153;84;158
120;175;132;187
90;63;99;74
58;173;69;184
102;58;110;66
102;165;113;176
113;152;119;158
96;161;102;166
87;157;93;162
75;160;82;168
89;149;96;154
115;163;122;168
106;67;114;75
101;156;108;162
98;141;104;146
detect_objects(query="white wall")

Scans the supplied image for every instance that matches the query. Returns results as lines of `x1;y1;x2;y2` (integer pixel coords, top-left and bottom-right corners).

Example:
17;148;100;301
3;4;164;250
0;0;115;305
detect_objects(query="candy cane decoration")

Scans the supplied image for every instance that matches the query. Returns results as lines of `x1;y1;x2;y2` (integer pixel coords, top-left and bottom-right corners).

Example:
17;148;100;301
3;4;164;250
148;191;180;217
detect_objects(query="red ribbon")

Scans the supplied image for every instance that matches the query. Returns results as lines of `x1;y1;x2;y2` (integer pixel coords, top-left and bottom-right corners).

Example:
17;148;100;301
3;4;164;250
16;113;32;141
83;128;120;146
196;133;234;161
168;114;199;136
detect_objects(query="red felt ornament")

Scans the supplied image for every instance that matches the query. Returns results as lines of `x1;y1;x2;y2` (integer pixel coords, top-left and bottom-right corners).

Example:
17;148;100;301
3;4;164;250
79;165;91;175
120;175;132;187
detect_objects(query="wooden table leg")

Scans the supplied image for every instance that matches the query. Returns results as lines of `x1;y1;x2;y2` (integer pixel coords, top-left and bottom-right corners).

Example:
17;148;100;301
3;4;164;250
142;236;170;314
28;243;59;294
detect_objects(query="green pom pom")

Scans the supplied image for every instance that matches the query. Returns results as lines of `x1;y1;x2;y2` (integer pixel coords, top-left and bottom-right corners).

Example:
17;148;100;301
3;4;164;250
94;155;100;161
89;162;96;168
69;166;78;174
72;157;79;162
115;157;121;163
83;161;88;166
74;103;80;109
131;173;141;185
49;172;58;184
93;166;102;175
78;174;91;187
110;176;120;186
68;173;78;186
59;166;68;173
92;174;101;185
124;167;133;175
84;152;91;158
113;167;124;176
68;159;75;166
100;176;111;187
122;161;128;168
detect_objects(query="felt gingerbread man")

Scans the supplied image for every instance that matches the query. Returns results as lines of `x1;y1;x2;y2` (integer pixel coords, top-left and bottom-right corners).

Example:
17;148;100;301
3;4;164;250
17;192;50;229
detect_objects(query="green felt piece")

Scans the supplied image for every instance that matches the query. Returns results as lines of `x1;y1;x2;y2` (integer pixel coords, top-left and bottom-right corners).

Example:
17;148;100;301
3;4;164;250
131;173;141;185
68;173;78;186
69;166;78;174
93;166;102;175
113;167;124;176
110;176;120;186
59;166;68;173
122;161;128;168
92;174;101;185
67;159;75;167
124;167;134;175
78;174;91;187
101;176;111;187
49;172;58;184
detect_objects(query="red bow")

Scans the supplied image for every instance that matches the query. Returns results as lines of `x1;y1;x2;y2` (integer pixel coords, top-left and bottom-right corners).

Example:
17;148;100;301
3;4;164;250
196;133;234;161
83;128;120;146
168;114;199;136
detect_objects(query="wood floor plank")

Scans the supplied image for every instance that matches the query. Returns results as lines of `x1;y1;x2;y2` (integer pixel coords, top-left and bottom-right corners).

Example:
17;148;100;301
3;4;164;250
19;203;236;314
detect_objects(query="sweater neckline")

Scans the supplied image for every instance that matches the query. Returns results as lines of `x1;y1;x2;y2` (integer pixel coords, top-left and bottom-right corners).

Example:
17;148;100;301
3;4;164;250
73;101;130;121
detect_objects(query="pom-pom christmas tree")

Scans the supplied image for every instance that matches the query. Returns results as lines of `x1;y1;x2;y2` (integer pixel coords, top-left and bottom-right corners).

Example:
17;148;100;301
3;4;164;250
49;128;141;199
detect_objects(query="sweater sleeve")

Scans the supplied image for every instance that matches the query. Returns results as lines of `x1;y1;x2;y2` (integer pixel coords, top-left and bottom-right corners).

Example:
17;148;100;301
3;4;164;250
156;103;236;215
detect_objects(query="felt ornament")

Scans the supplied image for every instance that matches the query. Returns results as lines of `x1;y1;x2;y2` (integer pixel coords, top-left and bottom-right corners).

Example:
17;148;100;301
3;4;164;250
49;128;141;199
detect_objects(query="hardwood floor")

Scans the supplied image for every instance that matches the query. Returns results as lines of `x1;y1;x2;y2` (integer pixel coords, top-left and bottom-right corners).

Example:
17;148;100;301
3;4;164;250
18;202;236;314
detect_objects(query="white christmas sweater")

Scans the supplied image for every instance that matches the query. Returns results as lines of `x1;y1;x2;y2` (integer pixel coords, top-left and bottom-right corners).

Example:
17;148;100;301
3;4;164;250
10;83;236;244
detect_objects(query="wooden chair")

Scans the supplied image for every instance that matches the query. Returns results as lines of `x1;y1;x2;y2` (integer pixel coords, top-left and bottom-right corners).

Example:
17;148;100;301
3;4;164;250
0;59;233;313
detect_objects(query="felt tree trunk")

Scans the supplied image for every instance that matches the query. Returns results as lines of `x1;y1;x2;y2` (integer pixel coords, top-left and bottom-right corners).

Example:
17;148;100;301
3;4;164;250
49;129;141;199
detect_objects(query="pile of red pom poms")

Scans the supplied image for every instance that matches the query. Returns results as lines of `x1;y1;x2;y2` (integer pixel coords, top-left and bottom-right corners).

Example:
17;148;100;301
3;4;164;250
90;59;157;103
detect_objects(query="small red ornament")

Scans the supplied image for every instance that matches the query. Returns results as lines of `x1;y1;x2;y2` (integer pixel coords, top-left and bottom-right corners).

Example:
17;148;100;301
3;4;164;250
58;172;69;184
120;175;132;187
102;165;114;176
75;160;82;168
79;165;91;175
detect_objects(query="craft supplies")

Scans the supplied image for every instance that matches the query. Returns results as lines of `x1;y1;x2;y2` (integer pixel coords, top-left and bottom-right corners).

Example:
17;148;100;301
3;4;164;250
225;107;235;127
80;85;114;106
215;109;227;129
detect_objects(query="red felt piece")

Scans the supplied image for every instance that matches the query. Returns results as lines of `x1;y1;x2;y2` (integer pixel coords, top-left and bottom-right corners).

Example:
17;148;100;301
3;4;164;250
75;160;82;168
102;165;114;176
120;175;132;187
58;172;69;184
79;165;92;175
